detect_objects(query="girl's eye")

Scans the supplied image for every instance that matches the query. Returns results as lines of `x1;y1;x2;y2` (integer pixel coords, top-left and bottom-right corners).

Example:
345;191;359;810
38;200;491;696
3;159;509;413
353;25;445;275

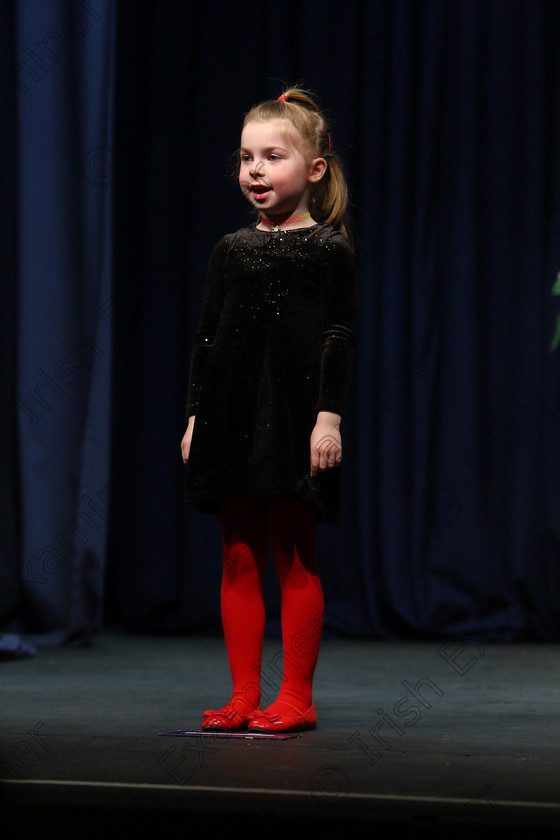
269;154;280;161
241;154;251;163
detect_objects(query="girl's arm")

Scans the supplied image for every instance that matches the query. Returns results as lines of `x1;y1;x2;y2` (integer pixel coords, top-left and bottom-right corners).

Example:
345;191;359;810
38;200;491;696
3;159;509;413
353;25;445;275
182;236;228;462
310;233;359;475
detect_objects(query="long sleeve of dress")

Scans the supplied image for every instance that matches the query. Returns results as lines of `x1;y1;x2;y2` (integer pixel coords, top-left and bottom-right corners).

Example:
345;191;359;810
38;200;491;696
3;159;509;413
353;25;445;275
185;236;228;418
316;233;359;418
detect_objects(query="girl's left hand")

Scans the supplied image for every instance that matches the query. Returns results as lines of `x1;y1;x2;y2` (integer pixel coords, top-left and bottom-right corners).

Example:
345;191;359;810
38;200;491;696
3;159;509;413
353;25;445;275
310;412;342;477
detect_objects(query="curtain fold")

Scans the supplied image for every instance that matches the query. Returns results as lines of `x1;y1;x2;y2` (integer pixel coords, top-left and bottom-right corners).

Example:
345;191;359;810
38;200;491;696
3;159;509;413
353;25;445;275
6;0;115;650
0;0;24;656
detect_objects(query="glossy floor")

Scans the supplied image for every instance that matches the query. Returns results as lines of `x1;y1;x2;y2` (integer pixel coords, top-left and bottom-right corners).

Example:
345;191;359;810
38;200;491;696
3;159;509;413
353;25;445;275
1;632;559;838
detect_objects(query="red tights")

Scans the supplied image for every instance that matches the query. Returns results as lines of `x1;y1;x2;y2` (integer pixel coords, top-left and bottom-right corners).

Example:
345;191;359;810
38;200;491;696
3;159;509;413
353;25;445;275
217;495;323;716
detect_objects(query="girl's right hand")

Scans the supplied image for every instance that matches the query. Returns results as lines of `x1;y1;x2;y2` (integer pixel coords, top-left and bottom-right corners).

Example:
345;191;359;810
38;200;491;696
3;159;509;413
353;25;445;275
181;416;195;463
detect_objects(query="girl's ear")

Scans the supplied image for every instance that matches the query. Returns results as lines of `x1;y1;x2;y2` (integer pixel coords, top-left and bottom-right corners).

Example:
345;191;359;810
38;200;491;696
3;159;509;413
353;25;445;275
308;157;327;183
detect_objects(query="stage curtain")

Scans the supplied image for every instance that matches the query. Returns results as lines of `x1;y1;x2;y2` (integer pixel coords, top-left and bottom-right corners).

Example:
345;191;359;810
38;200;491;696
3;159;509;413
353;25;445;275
2;1;560;651
106;0;560;641
0;0;25;658
1;0;115;654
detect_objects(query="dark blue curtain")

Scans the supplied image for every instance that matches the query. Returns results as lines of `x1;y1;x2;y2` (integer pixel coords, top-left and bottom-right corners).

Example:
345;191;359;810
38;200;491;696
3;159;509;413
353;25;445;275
2;0;560;658
1;0;115;655
0;0;22;657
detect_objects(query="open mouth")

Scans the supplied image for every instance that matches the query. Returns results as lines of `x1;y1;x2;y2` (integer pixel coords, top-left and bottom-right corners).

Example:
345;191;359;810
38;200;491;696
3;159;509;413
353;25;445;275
250;184;272;200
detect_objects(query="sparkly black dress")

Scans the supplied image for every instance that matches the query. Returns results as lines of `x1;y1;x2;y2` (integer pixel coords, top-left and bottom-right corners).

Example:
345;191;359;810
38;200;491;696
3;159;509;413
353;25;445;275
184;223;358;525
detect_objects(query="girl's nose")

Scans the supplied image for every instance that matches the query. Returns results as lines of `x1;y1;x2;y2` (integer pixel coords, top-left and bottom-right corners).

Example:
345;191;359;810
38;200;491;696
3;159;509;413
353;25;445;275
250;160;265;177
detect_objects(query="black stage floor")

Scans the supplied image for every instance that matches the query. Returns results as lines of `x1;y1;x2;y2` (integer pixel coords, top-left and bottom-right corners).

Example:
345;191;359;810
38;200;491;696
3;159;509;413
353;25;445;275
1;631;559;838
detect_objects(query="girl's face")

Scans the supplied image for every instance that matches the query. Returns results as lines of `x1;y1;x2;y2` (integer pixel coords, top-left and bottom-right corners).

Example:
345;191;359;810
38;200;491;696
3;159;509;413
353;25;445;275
239;119;325;219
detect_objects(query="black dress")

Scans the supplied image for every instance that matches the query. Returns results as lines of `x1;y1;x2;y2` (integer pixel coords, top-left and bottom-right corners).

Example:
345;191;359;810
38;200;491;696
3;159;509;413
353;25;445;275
184;223;358;525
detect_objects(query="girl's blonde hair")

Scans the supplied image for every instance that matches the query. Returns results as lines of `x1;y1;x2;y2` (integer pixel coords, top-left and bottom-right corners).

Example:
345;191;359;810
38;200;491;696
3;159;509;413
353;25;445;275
242;87;350;240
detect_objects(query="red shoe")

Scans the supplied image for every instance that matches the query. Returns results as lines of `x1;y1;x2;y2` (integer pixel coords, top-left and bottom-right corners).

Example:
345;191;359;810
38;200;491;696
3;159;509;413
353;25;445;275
201;699;260;732
248;701;317;733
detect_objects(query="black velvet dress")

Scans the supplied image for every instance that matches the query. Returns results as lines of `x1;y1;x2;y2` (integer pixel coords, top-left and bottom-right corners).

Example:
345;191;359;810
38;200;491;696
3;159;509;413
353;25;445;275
184;223;358;525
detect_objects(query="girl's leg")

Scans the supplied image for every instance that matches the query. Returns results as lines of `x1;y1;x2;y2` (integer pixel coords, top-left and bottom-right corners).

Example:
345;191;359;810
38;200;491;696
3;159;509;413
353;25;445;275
251;496;323;728
202;496;268;729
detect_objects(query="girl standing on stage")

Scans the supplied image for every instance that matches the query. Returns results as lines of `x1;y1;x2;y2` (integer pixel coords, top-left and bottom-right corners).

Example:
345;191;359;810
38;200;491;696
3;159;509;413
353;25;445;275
181;87;358;733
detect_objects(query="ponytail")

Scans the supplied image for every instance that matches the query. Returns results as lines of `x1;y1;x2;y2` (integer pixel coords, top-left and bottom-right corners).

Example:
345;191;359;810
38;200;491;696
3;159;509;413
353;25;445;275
242;87;351;241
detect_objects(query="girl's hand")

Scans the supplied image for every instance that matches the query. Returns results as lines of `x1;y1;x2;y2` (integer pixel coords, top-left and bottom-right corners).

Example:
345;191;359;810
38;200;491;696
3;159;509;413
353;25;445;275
181;415;196;463
310;411;342;477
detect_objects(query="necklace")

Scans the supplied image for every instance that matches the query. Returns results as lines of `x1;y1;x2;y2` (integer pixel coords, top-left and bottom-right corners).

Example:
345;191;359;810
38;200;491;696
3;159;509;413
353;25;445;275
260;211;311;232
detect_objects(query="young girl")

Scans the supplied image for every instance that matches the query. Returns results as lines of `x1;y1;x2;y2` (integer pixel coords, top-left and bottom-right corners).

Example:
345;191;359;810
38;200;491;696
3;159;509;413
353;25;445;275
181;87;358;733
